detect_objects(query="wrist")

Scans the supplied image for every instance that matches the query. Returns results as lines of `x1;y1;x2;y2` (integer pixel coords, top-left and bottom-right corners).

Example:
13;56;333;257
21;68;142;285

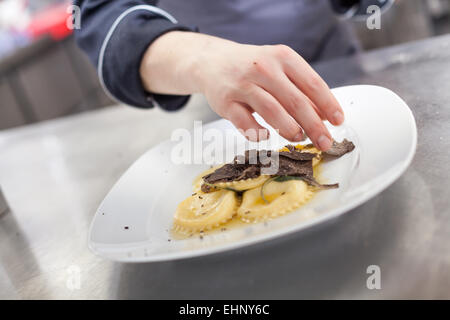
139;31;235;95
140;31;198;94
187;34;239;95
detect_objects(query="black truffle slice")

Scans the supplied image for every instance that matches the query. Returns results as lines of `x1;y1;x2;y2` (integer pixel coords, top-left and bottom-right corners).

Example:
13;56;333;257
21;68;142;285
203;163;260;184
278;151;317;161
201;140;354;186
275;157;314;177
323;139;355;157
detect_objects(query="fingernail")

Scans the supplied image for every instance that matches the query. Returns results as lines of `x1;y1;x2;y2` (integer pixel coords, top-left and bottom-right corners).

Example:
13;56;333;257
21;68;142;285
293;131;304;141
318;135;332;150
333;111;344;125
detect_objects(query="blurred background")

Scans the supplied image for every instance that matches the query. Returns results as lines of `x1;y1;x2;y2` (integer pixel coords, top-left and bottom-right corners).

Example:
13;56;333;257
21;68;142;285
1;0;450;131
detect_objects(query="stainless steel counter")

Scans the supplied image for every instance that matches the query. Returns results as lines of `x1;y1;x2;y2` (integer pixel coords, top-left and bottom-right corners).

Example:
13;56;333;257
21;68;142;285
1;34;449;299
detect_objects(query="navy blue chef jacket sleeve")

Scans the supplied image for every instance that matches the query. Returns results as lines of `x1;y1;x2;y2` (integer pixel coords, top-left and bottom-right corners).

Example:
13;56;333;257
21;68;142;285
73;0;193;111
73;0;361;111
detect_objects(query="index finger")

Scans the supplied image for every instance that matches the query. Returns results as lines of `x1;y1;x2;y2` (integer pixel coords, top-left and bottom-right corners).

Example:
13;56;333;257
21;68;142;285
282;52;344;126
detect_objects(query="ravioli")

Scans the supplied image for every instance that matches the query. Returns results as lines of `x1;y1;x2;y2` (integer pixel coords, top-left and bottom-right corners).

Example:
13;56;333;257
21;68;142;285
192;166;222;193
237;179;313;222
173;189;238;233
172;140;354;236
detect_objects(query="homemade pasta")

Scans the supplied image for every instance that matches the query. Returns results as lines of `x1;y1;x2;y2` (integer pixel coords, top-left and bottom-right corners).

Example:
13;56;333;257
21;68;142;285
173;189;238;233
172;140;355;236
237;179;313;222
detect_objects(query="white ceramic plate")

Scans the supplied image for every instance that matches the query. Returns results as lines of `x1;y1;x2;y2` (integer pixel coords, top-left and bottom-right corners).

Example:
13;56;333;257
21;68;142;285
88;85;417;262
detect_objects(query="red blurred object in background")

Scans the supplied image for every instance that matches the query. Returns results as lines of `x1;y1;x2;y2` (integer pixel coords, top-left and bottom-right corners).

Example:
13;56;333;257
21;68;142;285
26;2;72;40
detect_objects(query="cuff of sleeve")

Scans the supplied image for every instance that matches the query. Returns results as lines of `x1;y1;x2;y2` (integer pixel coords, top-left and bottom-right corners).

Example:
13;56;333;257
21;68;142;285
100;9;193;111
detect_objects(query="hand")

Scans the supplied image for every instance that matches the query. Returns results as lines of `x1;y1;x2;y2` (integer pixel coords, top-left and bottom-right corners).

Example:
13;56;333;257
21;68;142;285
141;32;344;150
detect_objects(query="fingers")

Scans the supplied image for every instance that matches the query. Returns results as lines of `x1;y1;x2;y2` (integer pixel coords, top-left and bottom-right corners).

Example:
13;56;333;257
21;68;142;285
282;51;344;126
284;88;333;150
225;102;270;141
308;96;327;121
237;85;304;142
254;69;332;150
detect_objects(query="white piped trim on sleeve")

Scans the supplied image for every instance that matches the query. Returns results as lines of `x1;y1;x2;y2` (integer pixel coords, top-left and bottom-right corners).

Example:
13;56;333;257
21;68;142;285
97;5;178;102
